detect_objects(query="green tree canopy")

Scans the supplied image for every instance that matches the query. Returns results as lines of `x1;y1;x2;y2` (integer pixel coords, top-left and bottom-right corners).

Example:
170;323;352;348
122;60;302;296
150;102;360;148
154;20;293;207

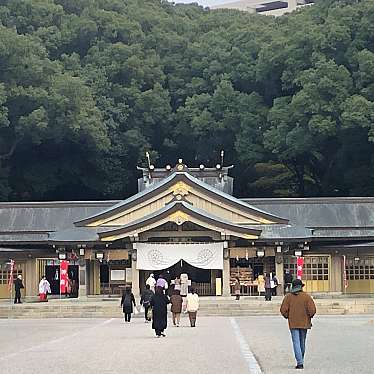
0;0;374;200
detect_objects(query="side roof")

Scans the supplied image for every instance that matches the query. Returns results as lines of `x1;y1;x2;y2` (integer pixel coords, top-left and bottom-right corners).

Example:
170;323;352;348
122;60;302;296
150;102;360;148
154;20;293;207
0;201;119;232
244;197;374;228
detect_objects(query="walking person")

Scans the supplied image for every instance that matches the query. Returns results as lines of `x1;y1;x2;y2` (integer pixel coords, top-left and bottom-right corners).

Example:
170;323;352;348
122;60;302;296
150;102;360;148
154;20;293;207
280;279;316;369
170;289;183;327
271;272;279;296
264;272;272;301
156;274;168;292
38;276;51;302
150;286;170;337
234;277;241;300
121;286;136;323
185;287;199;327
146;273;156;293
284;269;293;294
140;284;154;322
14;275;24;304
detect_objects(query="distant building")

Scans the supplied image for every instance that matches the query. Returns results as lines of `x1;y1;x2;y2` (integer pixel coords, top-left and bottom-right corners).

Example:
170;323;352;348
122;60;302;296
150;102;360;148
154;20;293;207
211;0;314;16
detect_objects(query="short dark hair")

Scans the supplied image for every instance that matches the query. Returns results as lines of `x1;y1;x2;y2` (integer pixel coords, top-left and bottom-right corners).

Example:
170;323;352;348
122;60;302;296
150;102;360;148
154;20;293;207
190;287;195;294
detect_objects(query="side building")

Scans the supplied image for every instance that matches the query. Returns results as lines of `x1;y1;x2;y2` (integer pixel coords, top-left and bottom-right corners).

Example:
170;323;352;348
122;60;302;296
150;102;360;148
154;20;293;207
0;161;373;299
211;0;314;16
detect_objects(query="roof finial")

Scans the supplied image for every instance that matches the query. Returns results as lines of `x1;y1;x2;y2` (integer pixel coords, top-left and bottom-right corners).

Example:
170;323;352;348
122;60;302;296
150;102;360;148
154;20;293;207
146;151;151;168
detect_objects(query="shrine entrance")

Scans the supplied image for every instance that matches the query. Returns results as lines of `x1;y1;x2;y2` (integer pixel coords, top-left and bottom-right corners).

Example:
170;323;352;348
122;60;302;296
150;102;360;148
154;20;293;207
44;264;79;296
139;260;222;296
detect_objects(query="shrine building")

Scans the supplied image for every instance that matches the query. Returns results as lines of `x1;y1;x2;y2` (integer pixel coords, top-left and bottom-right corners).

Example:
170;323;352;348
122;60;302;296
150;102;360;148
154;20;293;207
1;160;374;299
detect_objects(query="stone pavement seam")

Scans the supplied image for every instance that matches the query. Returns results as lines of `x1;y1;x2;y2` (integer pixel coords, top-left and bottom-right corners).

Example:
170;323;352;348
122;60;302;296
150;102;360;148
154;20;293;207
230;317;263;374
0;318;115;362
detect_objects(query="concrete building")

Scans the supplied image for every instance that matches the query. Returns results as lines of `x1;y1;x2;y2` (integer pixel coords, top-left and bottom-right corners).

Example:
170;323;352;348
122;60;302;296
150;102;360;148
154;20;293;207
0;160;373;300
211;0;314;16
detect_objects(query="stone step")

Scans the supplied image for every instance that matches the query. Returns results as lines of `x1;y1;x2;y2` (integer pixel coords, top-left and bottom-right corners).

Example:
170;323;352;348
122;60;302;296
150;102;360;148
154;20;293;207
1;298;373;318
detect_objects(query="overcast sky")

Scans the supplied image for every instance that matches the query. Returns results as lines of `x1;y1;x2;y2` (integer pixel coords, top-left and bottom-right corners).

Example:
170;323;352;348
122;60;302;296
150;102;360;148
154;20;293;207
172;0;238;6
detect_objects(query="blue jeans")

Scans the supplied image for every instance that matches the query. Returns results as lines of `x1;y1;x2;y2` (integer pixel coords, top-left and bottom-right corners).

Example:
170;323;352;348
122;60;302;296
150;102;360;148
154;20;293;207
290;328;307;365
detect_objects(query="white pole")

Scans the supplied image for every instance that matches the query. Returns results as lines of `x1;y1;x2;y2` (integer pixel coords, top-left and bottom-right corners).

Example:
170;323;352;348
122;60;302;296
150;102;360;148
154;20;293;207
9;279;13;318
8;259;14;318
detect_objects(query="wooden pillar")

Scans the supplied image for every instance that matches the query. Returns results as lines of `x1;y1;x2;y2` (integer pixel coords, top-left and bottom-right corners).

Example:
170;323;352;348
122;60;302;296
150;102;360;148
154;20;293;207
78;260;88;298
25;258;37;298
275;254;284;296
131;251;140;299
90;260;100;295
222;256;231;297
331;254;343;293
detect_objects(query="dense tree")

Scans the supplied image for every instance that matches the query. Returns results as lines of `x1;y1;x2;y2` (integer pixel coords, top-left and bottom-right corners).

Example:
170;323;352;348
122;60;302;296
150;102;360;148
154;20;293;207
0;0;374;200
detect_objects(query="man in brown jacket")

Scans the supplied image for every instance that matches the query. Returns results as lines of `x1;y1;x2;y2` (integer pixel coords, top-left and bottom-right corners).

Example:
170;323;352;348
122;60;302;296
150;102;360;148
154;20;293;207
280;279;316;369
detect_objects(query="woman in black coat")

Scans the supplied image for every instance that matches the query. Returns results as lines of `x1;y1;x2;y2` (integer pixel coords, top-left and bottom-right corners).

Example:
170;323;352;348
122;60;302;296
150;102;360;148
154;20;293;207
150;286;170;337
121;286;136;323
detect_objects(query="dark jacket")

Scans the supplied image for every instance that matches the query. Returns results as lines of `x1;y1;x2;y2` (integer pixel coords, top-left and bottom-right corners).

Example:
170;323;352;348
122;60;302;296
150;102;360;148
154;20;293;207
140;289;154;306
264;275;271;289
280;291;316;329
14;278;24;292
150;293;170;331
121;292;136;313
284;273;293;284
170;294;183;313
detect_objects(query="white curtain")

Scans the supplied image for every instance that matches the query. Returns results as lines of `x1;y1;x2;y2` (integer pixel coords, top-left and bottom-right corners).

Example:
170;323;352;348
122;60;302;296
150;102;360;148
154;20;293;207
136;242;223;270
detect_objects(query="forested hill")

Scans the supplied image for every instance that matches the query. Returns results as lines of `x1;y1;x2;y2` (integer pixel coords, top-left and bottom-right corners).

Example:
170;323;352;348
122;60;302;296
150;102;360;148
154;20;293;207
0;0;373;201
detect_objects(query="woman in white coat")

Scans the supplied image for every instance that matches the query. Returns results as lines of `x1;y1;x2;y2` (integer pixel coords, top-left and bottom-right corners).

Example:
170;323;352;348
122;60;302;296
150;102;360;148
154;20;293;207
39;276;51;302
185;287;199;327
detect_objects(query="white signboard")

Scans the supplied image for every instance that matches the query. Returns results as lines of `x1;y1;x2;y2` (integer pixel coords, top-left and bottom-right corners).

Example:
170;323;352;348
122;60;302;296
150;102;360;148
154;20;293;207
126;268;132;282
110;270;125;281
136;242;223;270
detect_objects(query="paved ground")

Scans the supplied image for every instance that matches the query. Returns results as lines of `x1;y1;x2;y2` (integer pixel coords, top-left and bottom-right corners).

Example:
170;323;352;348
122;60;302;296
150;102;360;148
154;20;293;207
0;315;373;374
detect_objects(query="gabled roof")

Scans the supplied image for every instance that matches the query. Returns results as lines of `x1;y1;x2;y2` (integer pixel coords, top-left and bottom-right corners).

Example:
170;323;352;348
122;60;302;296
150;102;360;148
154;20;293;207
75;172;288;227
97;200;262;240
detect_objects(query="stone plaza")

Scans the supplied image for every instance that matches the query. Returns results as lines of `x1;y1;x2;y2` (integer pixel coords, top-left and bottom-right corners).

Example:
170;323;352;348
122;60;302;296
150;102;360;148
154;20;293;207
1;315;373;374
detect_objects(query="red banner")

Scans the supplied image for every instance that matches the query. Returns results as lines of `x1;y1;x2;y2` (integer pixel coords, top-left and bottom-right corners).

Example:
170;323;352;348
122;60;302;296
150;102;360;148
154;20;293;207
7;259;14;291
296;256;304;280
60;260;68;294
